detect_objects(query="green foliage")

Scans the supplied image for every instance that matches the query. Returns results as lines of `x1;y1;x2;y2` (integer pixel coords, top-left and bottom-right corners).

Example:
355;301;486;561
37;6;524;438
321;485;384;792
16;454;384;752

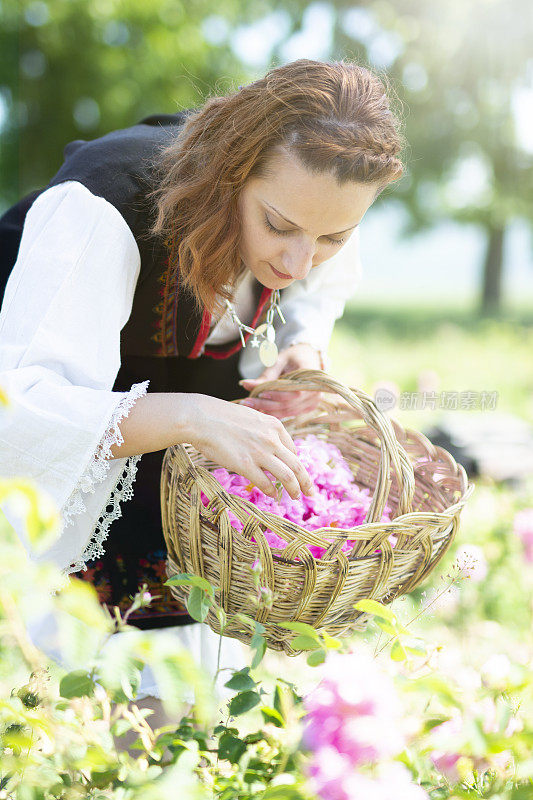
2;1;531;314
332;301;533;422
278;620;342;665
225;668;256;693
59;669;95;699
2;387;533;797
187;585;211;622
228;691;261;717
0;0;263;209
354;598;428;662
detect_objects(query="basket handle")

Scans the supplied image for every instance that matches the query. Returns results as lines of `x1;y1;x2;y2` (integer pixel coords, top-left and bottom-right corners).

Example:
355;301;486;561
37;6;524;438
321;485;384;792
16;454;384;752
244;368;415;521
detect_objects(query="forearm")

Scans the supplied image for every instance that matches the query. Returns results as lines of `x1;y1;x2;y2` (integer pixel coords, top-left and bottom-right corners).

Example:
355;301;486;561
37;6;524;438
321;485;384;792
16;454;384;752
108;391;197;459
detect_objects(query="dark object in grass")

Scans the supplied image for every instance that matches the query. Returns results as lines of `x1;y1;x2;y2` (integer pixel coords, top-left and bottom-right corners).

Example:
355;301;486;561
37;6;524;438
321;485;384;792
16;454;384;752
424;413;533;486
423;424;480;480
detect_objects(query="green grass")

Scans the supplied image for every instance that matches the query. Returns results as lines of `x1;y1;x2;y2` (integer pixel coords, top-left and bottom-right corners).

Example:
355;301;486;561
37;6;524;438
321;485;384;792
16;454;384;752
329;299;533;428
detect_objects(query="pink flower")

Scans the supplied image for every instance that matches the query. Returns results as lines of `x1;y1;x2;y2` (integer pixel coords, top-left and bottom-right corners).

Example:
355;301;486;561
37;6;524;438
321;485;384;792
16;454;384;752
428;706;514;782
306;746;353;800
428;714;463;781
513;508;533;563
203;435;393;560
303;651;405;767
307;752;428;800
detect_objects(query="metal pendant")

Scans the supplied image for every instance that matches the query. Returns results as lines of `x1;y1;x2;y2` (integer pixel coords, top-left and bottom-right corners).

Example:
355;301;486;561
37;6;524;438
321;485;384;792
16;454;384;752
254;323;268;337
266;324;276;342
259;339;278;367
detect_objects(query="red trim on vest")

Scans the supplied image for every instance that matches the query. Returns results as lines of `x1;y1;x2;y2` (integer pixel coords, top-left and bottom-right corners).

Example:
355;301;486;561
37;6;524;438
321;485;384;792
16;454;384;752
203;286;274;359
189;307;213;358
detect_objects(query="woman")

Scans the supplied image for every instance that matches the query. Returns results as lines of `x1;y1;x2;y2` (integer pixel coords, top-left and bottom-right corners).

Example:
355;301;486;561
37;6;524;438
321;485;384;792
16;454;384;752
0;58;403;702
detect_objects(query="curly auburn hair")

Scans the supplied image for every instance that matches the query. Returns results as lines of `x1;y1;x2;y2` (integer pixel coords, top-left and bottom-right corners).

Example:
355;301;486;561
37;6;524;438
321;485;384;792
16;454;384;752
148;58;405;317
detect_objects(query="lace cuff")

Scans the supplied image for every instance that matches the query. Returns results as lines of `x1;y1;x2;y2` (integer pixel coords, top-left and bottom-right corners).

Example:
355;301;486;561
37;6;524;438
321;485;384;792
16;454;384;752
62;380;150;574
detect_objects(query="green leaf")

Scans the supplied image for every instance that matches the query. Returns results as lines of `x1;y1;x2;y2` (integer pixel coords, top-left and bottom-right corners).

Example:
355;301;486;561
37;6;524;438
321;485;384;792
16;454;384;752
278;621;320;640
320;630;343;649
112;718;134;737
235;612;258;629
404;675;462;708
225;669;256;692
390;639;407;661
376;619;413;638
228;691;261;716
307;649;326;667
218;732;247;764
273;683;289;719
59;670;95;699
187;585;211;622
215;606;227;630
422;716;451;733
291;634;321;651
90;769;120;790
260;706;285;727
262;786;307;799
250;624;267;665
354;599;395;623
0;480;61;552
120;665;142;701
403;639;428;656
375;619;400;637
244;731;267;745
165;573;214;596
250;636;267;669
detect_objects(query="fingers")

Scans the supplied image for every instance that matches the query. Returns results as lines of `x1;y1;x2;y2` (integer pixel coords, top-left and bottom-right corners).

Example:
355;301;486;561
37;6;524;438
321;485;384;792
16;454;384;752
239;371;281;389
276;424;298;456
254;390;307;402
261;454;313;500
241;393;321;420
243;463;281;500
239;418;313;499
274;448;315;497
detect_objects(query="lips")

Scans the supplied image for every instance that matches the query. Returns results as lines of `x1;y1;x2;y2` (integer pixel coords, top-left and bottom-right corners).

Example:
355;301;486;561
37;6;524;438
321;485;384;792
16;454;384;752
270;264;292;280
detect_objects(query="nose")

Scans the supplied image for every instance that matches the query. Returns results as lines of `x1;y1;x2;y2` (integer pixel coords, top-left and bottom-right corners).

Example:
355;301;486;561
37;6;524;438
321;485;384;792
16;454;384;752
281;241;315;281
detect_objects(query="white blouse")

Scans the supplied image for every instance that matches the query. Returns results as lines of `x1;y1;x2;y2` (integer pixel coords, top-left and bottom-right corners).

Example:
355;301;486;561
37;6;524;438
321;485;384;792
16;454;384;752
0;180;363;575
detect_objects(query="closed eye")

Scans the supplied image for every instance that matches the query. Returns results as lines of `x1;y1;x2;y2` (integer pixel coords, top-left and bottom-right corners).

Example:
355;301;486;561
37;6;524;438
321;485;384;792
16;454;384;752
264;215;346;246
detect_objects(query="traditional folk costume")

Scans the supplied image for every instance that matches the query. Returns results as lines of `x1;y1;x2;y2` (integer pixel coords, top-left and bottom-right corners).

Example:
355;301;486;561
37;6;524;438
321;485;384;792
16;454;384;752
0;110;362;695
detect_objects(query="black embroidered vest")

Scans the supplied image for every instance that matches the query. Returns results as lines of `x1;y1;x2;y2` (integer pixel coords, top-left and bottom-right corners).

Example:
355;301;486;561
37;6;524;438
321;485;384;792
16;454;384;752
0;111;274;360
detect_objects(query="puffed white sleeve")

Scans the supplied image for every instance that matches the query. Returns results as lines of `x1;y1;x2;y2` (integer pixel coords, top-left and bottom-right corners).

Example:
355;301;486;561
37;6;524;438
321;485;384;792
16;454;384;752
0;180;149;575
238;228;362;378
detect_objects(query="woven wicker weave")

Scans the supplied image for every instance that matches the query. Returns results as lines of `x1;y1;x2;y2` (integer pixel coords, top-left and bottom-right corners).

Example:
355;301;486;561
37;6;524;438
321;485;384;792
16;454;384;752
161;369;474;655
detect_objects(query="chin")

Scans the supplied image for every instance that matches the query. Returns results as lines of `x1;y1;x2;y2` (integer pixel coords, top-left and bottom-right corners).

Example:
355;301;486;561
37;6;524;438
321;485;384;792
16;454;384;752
243;257;293;289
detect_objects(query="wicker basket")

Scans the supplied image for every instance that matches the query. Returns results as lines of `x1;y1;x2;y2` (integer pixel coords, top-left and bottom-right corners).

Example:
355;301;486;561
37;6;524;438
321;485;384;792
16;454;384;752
161;369;474;655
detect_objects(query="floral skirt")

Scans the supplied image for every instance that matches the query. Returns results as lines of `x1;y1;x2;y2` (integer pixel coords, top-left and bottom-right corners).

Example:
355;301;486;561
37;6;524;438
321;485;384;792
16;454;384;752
75;547;191;629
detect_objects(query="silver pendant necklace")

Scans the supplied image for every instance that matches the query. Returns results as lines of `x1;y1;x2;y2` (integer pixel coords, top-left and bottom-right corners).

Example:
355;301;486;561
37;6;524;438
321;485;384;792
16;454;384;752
224;289;286;367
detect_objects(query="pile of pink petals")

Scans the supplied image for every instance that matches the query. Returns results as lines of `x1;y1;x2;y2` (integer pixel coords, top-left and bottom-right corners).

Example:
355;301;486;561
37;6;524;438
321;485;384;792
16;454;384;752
200;434;395;560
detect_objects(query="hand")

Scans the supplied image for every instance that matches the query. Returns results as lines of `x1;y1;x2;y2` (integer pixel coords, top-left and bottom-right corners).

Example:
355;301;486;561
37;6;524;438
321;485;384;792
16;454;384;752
238;342;323;420
185;393;315;500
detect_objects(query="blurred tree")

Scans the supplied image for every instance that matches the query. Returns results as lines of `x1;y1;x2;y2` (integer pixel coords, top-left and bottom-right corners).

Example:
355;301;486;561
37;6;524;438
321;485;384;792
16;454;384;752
327;0;533;315
0;0;261;209
2;0;532;314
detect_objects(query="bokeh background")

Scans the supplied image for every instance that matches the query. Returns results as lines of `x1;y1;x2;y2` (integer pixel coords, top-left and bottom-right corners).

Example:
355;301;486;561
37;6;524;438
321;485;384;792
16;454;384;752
2;0;533;679
2;0;532;474
2;2;533;468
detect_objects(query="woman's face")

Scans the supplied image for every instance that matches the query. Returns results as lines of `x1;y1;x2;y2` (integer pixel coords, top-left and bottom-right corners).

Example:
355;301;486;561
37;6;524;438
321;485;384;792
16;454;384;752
237;147;382;288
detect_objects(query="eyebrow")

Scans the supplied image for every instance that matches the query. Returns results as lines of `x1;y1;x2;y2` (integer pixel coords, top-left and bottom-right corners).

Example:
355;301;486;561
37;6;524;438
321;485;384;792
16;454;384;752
263;201;359;236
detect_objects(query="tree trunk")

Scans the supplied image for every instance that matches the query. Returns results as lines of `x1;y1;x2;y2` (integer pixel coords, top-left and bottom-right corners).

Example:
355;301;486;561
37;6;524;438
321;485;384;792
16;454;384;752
480;225;505;316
